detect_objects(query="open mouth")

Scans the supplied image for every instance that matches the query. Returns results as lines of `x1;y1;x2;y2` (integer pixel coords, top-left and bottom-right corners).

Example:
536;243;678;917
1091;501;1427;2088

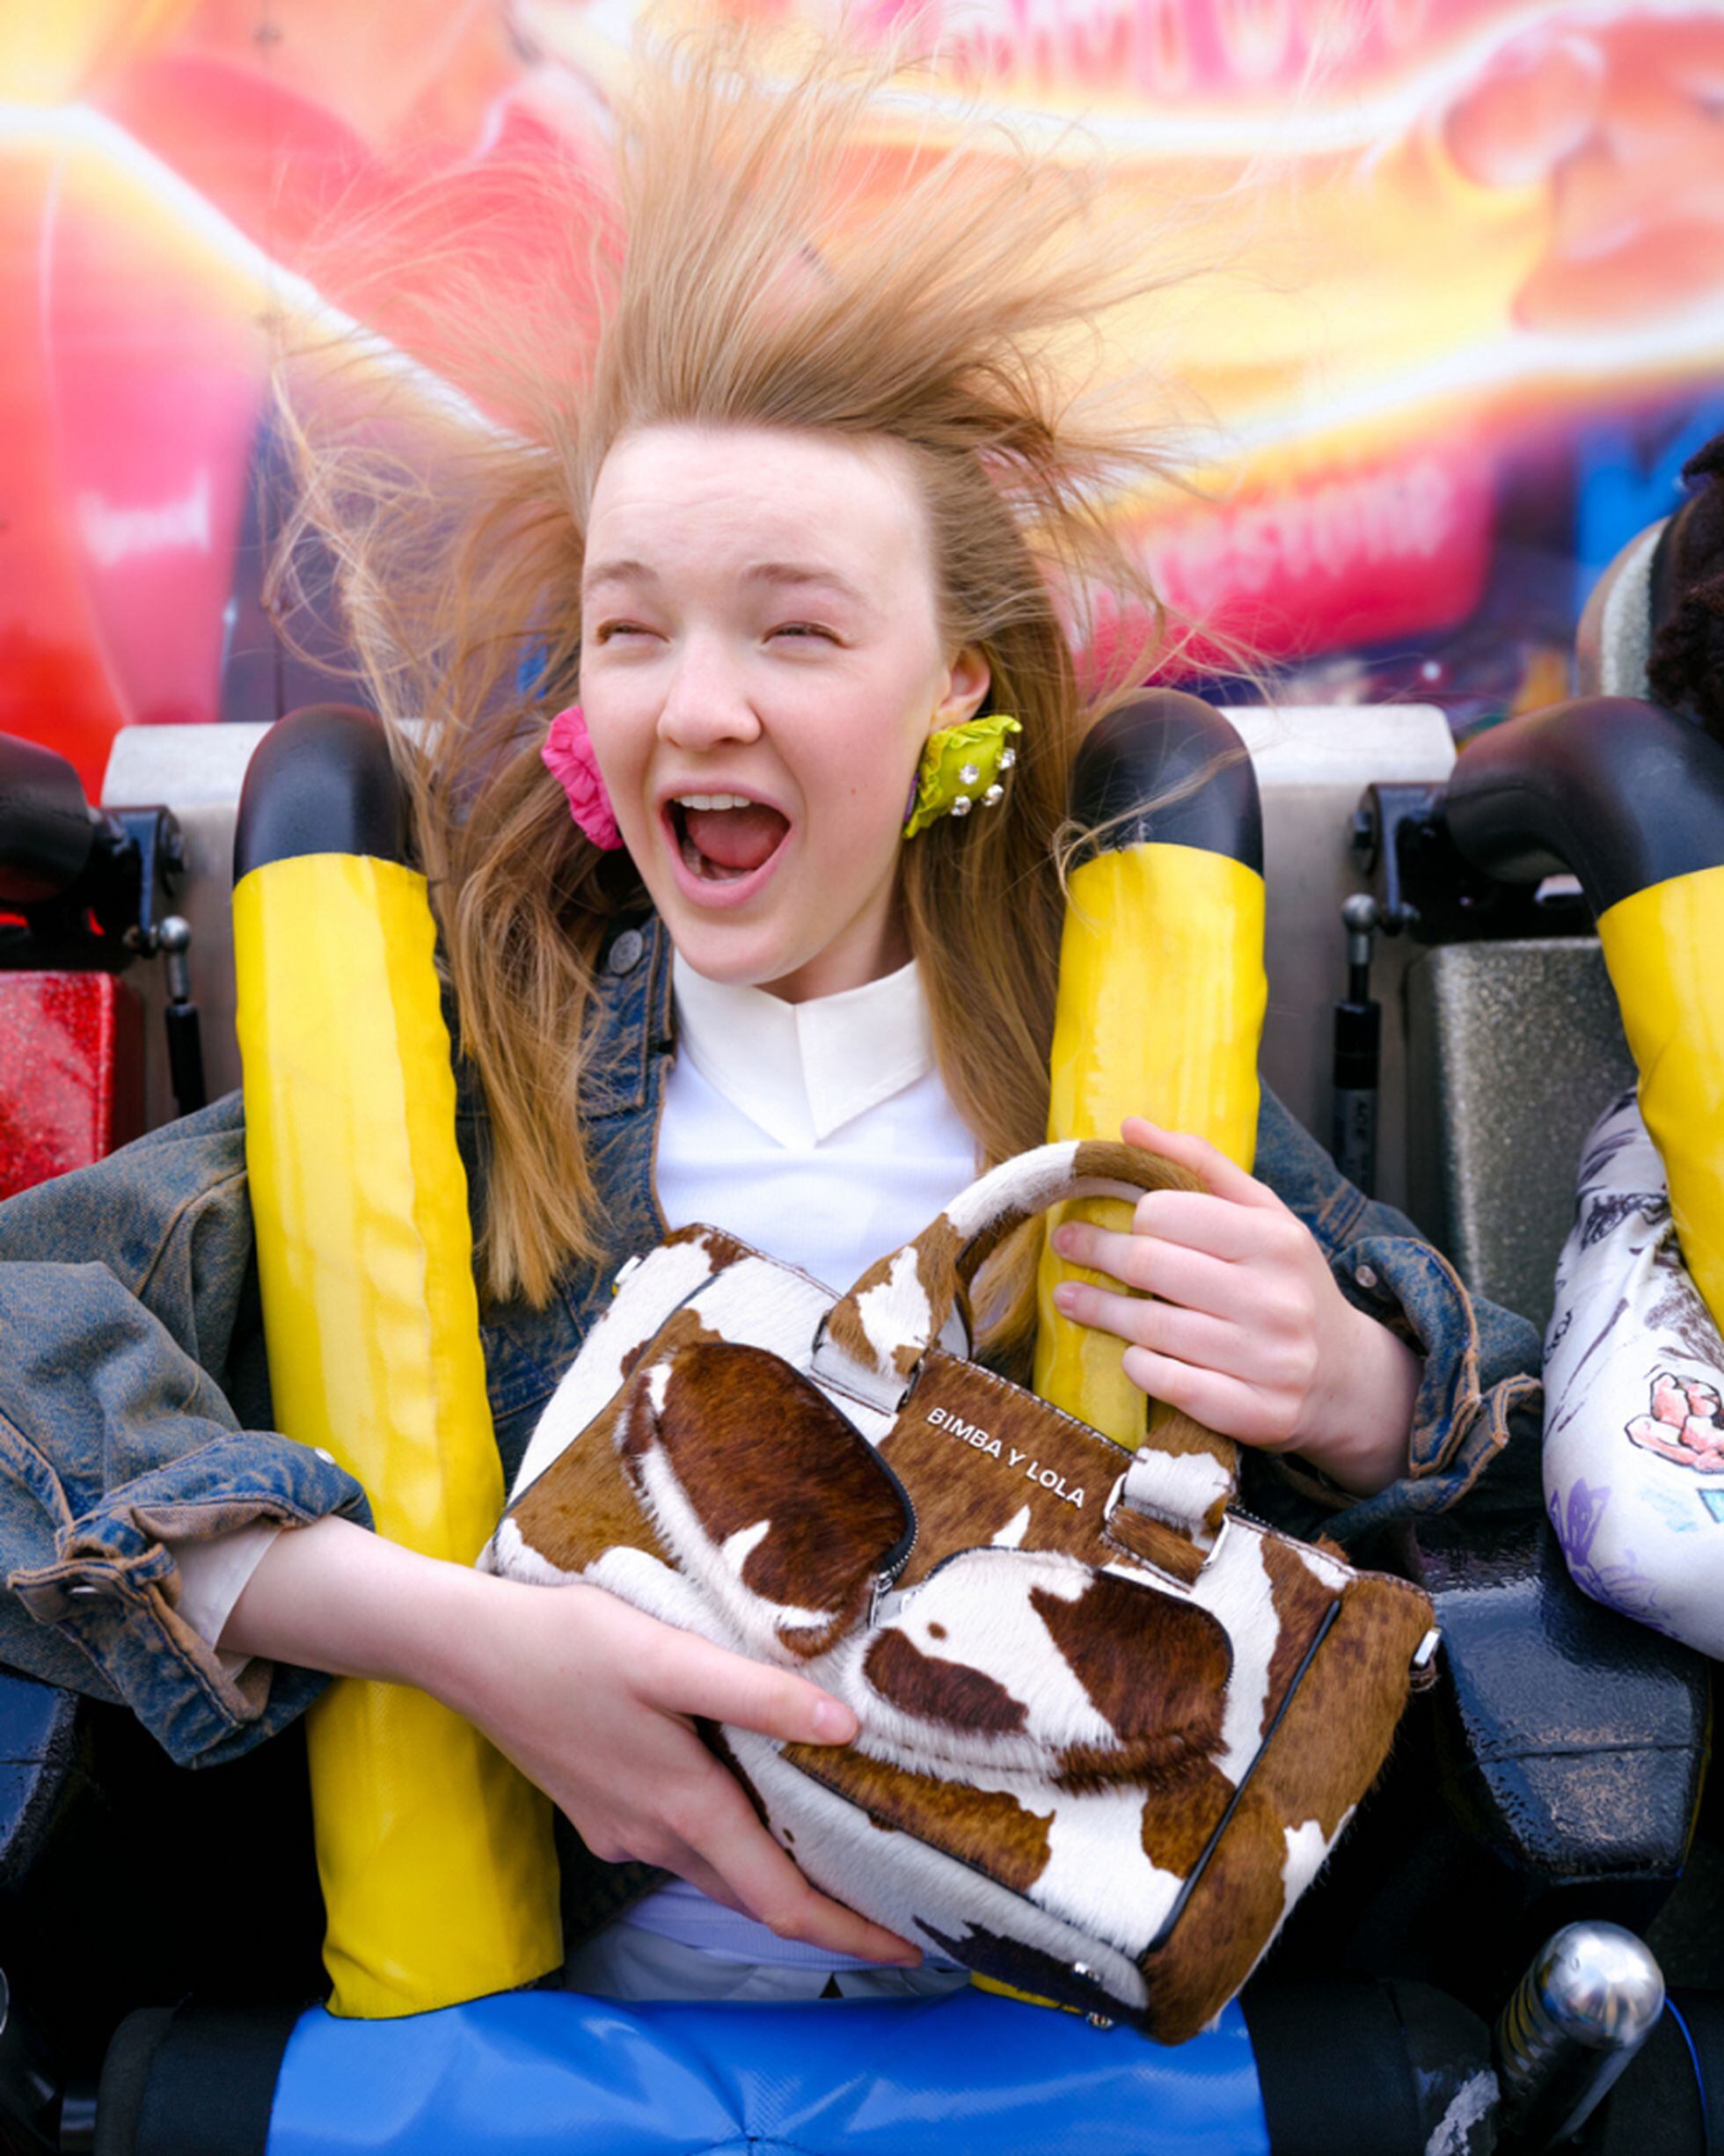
665;793;792;886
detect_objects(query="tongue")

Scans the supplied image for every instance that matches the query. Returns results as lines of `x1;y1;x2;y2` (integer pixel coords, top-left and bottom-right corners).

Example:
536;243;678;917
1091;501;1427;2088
684;803;788;873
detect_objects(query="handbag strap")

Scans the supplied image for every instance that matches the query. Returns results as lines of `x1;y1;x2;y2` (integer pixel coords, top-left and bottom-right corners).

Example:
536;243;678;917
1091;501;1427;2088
815;1137;1238;1551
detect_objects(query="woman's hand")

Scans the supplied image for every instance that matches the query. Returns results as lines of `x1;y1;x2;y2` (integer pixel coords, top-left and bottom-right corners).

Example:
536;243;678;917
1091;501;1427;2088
223;1517;918;1966
442;1578;919;1962
1049;1117;1422;1495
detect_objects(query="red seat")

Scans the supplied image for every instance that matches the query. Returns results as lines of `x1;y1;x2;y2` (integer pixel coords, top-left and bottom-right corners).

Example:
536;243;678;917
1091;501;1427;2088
0;972;142;1199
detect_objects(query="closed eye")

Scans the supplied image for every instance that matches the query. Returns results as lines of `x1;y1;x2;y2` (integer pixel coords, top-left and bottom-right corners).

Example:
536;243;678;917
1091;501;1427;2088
591;620;657;644
770;622;840;643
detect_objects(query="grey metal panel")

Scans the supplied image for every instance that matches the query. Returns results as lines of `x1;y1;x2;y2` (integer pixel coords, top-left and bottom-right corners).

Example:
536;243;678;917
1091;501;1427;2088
1406;939;1637;1334
1232;705;1456;1218
102;726;268;1126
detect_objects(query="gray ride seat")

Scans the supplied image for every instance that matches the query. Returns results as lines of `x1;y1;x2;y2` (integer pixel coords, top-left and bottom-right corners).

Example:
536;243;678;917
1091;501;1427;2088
1406;939;1634;1339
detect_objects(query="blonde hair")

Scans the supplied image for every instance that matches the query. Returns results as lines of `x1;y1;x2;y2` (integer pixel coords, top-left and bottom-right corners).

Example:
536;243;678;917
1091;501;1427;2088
274;26;1194;1346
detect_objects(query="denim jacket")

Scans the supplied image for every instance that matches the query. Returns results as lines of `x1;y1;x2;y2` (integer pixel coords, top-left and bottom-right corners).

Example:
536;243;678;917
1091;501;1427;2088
0;914;1543;1777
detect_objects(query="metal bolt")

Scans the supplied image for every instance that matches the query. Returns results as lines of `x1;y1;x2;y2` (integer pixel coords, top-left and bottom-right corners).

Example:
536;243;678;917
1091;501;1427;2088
158;915;194;1004
1341;892;1379;934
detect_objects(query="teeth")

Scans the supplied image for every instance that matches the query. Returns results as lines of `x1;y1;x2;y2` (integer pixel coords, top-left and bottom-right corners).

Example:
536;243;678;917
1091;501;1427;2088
673;793;756;811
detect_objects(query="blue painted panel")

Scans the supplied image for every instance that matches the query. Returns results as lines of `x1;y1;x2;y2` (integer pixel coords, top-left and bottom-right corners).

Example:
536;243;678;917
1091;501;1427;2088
267;1986;1269;2156
1574;395;1724;613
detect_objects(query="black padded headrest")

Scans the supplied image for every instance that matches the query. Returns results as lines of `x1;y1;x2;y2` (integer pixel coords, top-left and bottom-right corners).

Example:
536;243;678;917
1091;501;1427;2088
1443;695;1724;913
0;735;96;905
234;705;407;879
1068;689;1262;873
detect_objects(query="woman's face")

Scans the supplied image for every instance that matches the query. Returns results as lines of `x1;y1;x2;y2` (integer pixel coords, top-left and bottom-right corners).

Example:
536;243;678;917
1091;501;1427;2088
579;424;989;1002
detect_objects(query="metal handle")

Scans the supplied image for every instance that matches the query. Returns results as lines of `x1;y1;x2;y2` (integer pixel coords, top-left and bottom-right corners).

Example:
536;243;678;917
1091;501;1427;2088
1494;1921;1665;2150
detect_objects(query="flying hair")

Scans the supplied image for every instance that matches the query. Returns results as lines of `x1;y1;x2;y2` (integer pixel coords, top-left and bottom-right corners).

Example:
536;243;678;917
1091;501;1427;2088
270;22;1217;1343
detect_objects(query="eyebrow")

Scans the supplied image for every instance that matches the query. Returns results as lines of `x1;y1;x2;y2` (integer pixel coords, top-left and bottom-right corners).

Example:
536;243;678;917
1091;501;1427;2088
582;558;656;591
744;562;866;603
581;558;866;604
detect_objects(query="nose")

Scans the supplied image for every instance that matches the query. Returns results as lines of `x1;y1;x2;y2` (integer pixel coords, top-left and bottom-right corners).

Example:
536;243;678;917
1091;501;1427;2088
655;645;762;754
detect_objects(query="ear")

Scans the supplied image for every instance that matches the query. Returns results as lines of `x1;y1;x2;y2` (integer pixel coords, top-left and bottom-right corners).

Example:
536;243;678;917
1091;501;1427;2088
931;646;992;731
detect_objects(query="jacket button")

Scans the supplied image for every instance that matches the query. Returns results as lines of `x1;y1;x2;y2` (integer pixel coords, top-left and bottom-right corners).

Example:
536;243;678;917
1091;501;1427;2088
1354;1264;1379;1290
608;929;645;976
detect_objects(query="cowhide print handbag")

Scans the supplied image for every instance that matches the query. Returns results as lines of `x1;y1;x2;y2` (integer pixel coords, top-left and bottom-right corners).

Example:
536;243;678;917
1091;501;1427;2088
481;1138;1438;2044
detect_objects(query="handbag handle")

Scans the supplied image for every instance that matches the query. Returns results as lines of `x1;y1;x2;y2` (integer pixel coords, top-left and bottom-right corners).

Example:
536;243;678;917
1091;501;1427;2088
816;1138;1238;1552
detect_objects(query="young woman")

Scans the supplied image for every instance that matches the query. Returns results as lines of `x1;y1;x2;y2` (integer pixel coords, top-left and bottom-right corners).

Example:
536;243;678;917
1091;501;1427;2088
0;32;1542;2002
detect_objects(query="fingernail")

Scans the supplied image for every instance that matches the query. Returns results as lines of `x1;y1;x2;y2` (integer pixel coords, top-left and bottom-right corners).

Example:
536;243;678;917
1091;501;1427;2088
1054;1282;1080;1311
1051;1224;1074;1253
811;1698;856;1742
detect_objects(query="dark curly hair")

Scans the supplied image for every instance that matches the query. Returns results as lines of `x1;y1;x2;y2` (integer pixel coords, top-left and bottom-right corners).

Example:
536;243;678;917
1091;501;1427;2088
1647;431;1724;742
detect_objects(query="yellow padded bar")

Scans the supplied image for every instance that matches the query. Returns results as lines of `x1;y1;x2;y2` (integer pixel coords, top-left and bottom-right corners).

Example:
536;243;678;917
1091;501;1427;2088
235;851;561;2017
1035;842;1267;1447
1597;863;1724;1332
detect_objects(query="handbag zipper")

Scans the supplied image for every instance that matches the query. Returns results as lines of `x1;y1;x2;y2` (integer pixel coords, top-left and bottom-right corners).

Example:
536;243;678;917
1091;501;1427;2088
866;1443;920;1618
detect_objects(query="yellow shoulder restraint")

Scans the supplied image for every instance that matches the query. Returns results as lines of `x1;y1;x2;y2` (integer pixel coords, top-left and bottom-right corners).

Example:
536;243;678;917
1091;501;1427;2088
233;707;560;2018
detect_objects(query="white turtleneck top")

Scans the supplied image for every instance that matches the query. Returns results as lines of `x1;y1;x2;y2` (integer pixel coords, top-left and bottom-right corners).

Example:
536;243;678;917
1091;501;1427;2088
658;950;977;1296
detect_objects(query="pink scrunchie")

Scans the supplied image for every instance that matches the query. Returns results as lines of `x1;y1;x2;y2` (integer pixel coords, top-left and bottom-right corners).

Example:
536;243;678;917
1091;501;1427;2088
542;704;624;851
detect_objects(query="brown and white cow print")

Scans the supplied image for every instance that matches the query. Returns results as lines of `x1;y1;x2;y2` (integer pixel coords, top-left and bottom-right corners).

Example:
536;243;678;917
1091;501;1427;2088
482;1160;1434;2044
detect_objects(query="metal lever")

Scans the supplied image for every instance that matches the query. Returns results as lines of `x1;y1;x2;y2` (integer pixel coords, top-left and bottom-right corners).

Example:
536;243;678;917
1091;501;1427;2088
1494;1921;1665;2150
157;916;206;1117
1331;893;1383;1195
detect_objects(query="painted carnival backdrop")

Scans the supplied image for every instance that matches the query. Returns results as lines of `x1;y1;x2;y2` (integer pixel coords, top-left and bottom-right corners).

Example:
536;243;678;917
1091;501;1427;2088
4;0;1724;795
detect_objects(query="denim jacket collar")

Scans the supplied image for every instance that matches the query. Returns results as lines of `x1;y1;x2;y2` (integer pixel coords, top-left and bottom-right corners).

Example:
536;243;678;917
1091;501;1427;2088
584;916;677;1126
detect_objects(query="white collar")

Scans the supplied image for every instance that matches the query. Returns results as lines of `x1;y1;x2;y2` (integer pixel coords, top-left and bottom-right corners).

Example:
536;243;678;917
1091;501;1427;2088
671;949;936;1147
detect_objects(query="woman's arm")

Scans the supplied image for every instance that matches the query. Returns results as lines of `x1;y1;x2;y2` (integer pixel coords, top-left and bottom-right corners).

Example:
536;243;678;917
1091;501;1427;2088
223;1517;921;1965
0;1098;371;1765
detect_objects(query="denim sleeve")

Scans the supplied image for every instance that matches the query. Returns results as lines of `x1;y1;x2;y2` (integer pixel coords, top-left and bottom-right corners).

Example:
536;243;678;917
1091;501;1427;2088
1245;1088;1544;1548
0;1093;372;1766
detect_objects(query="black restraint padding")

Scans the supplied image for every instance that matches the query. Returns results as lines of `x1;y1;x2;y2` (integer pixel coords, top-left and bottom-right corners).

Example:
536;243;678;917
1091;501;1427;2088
99;2002;302;2156
1243;1978;1422;2156
233;702;407;878
0;732;94;904
1066;689;1263;873
1443;693;1724;912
